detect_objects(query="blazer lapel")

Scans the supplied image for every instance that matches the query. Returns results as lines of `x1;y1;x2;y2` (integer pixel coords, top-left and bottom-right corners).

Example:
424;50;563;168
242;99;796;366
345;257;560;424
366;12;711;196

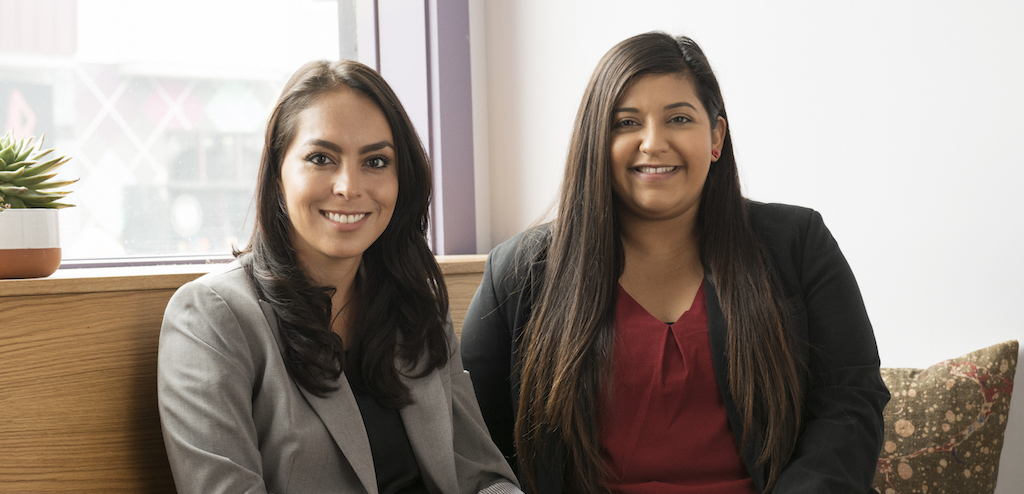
399;366;459;494
299;379;379;494
703;278;766;493
258;300;378;494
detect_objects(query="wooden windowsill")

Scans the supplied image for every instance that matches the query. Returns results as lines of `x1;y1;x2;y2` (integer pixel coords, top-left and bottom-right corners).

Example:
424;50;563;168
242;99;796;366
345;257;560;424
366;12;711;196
0;254;488;297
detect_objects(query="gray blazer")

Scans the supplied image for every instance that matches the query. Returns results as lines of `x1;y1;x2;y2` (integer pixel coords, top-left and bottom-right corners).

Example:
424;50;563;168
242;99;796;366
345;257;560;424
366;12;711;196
158;261;521;494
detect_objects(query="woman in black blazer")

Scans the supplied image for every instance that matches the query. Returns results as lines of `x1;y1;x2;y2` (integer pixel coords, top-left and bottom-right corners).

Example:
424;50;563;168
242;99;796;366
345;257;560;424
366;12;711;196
460;32;889;493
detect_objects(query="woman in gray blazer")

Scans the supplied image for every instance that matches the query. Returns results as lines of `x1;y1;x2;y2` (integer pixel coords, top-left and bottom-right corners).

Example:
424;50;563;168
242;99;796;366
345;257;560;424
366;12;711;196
158;60;521;494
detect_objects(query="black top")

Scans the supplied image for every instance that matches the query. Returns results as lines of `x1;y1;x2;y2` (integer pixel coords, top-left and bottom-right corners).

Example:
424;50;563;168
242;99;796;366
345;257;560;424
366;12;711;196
346;365;429;494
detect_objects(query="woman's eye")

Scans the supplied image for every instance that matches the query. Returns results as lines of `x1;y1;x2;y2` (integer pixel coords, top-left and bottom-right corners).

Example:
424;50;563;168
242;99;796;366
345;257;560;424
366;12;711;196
365;156;391;169
614;119;639;129
305;153;332;166
670;115;692;124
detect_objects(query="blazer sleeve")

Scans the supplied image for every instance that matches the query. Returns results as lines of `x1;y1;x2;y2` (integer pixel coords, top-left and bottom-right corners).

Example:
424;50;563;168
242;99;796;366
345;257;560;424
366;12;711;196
157;279;270;494
772;209;890;493
460;240;521;464
447;317;524;494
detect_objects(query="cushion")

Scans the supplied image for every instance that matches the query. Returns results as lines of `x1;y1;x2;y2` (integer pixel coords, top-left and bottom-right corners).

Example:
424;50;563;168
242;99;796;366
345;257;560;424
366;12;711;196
873;340;1018;494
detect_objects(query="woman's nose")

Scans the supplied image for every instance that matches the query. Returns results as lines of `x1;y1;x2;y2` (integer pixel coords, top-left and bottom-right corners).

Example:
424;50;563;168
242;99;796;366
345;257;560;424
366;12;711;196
639;123;668;156
332;163;362;198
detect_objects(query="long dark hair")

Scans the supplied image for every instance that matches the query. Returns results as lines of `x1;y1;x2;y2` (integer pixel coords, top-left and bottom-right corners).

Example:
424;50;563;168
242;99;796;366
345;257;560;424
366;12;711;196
238;60;449;408
515;33;802;492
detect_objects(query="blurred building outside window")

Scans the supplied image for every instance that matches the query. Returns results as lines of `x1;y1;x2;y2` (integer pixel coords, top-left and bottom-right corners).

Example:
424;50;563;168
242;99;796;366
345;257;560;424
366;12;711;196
0;0;344;264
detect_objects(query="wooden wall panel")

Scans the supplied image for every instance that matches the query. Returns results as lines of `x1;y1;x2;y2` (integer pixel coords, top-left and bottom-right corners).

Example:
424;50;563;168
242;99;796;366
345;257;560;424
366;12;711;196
0;290;176;493
445;271;484;339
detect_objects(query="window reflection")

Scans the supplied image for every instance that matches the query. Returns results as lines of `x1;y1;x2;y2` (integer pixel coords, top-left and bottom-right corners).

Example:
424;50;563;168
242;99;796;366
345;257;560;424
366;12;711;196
0;0;341;259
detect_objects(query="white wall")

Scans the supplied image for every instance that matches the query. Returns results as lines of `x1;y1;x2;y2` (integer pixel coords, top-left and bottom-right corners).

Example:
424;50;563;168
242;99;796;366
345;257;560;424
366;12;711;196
471;1;1024;491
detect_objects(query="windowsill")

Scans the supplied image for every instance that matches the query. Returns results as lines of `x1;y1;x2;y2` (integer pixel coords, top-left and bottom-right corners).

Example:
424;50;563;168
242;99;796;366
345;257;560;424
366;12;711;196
0;254;487;297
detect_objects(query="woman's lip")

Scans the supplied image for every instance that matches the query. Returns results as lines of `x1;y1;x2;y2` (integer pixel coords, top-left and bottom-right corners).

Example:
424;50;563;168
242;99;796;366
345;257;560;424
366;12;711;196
632;165;679;174
323;211;368;224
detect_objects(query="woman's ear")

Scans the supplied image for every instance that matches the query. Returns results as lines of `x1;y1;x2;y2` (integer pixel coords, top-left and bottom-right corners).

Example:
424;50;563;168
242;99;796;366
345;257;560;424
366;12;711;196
712;116;727;161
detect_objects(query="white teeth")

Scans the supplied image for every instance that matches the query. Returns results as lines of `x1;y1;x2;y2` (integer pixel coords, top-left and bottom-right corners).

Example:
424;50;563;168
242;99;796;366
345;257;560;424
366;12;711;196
326;212;367;224
636;166;676;174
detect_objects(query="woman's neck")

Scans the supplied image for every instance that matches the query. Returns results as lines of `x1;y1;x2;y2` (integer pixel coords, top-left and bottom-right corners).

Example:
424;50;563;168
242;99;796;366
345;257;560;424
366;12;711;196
330;283;357;348
618;210;701;268
617;210;704;322
298;254;361;347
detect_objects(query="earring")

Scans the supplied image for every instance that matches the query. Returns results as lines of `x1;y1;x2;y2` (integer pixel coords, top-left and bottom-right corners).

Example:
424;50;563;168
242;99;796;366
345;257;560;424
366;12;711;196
712;149;720;159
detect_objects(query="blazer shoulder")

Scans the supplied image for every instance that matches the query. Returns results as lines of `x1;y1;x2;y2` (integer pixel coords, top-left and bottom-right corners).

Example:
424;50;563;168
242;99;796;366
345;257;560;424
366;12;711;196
171;260;260;310
163;260;273;347
486;224;551;292
745;201;827;247
191;259;254;294
747;201;818;229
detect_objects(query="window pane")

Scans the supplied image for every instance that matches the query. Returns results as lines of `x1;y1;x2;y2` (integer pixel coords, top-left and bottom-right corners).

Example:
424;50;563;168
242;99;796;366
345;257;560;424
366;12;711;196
0;0;342;260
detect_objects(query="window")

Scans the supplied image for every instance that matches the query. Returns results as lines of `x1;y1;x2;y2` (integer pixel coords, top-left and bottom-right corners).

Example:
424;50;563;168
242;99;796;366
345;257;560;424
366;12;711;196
1;0;342;262
1;0;478;263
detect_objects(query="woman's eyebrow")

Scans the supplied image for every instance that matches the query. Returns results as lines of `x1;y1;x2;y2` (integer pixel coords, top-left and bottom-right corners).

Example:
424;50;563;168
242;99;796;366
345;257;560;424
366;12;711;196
302;139;394;154
612;102;697;113
664;102;697;110
359;141;394;153
305;138;342;153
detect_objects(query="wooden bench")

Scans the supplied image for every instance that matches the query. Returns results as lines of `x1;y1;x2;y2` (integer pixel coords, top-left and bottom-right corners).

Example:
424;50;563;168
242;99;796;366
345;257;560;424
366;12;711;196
4;257;1019;493
0;256;486;493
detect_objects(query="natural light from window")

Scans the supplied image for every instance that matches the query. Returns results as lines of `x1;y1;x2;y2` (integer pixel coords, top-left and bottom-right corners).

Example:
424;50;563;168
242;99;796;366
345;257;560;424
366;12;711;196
1;0;342;263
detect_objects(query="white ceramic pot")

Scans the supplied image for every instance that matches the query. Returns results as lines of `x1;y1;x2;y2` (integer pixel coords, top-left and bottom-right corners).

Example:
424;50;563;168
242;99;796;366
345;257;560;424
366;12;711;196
0;208;62;279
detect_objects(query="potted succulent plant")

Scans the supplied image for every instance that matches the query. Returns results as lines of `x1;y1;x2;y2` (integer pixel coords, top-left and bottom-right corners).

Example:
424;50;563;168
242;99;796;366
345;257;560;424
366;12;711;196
0;131;76;279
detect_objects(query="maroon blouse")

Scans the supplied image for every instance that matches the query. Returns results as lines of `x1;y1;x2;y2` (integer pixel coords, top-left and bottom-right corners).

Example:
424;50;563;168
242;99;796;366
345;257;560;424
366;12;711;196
601;282;758;494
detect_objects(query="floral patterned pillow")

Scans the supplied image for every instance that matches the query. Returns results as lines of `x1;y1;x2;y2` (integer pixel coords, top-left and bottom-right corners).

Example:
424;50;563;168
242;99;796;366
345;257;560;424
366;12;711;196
873;340;1018;494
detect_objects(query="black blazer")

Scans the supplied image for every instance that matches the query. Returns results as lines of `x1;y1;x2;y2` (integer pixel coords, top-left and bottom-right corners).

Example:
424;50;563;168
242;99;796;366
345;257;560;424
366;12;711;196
461;202;890;493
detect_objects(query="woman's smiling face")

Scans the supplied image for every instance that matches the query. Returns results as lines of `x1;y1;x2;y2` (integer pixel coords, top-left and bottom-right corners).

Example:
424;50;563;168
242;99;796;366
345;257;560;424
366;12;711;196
279;87;398;273
609;73;726;224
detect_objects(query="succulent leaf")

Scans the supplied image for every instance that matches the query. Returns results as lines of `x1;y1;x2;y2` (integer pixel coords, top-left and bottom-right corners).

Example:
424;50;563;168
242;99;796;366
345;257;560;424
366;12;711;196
11;188;69;201
0;167;27;181
10;138;24;162
12;160;39;173
15;172;57;186
34;179;79;190
21;196;63;207
0;184;29;196
0;144;15;165
28;146;55;162
14;136;35;162
22;158;65;177
0;132;75;208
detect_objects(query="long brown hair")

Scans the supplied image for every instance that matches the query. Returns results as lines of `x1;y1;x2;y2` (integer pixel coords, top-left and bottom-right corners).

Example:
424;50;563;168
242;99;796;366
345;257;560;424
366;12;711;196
515;33;802;492
238;60;449;408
